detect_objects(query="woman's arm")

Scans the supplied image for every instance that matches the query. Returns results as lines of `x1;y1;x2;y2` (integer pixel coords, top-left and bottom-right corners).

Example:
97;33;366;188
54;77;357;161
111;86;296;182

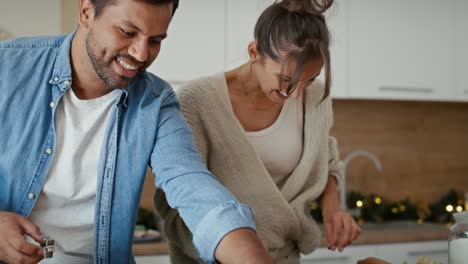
320;175;361;252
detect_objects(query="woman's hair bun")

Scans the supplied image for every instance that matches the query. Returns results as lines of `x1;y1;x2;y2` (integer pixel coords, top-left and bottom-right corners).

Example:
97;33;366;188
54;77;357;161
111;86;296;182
280;0;333;15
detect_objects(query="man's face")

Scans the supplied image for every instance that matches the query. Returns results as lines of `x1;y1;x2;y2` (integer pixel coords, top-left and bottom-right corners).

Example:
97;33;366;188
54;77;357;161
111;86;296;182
85;0;172;89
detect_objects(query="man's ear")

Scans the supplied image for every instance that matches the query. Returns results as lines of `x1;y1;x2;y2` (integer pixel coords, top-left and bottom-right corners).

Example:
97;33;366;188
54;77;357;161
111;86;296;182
79;0;96;29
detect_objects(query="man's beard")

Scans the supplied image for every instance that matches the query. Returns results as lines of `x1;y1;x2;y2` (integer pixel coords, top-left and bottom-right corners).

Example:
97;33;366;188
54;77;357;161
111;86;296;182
85;31;143;89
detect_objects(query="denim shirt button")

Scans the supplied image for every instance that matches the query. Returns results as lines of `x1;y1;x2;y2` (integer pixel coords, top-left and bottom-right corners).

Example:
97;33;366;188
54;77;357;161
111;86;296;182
45;148;53;155
64;80;70;85
50;101;56;108
28;193;36;199
53;77;59;82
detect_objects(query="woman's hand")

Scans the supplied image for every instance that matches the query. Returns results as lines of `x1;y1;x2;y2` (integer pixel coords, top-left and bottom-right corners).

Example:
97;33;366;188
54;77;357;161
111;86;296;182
319;176;361;252
322;207;361;252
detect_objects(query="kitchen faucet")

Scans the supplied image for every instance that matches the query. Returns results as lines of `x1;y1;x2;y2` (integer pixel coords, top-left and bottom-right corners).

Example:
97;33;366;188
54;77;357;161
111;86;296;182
341;150;383;210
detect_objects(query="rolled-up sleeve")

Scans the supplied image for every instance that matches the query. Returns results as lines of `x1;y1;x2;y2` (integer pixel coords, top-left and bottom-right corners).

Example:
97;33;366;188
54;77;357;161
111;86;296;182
325;97;345;196
328;136;345;187
150;88;256;263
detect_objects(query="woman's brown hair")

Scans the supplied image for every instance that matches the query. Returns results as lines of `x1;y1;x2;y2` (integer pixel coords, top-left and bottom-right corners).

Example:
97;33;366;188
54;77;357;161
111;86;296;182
254;0;333;100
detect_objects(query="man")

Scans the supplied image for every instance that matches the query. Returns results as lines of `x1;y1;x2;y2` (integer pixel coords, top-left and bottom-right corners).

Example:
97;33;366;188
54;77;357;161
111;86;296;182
0;0;272;263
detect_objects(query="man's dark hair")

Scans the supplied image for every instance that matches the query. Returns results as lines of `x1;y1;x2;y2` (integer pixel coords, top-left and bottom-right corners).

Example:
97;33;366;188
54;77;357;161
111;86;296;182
90;0;179;17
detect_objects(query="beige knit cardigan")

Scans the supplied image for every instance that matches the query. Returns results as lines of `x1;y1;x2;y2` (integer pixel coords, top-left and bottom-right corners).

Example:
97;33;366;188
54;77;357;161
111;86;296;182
154;73;344;263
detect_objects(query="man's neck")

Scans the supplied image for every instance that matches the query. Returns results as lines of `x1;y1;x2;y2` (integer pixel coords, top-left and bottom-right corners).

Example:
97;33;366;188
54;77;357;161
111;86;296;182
70;31;113;100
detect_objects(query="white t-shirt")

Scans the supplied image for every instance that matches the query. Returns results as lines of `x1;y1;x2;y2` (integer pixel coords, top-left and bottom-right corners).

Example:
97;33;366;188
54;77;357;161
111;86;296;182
28;88;120;264
246;95;304;185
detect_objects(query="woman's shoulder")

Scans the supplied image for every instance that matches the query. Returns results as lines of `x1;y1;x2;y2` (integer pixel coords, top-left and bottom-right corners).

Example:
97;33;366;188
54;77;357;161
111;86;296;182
176;73;225;103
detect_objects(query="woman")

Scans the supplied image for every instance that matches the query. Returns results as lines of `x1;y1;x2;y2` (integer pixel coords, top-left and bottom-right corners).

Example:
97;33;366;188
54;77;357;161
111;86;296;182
154;0;361;262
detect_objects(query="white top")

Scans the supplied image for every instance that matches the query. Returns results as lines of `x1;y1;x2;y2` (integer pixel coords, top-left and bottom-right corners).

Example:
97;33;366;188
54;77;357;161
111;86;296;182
28;88;120;264
246;95;304;185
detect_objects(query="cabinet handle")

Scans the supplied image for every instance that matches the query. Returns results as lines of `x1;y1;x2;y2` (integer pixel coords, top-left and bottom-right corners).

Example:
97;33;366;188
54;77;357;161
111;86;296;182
302;256;349;263
407;249;448;256
379;86;434;94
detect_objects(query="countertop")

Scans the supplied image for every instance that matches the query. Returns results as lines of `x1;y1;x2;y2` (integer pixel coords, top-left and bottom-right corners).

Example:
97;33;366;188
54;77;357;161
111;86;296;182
132;221;450;256
329;221;449;246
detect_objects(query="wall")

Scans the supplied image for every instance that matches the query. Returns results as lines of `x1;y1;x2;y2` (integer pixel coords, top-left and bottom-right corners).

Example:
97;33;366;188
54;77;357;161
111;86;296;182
0;1;62;37
331;100;468;210
62;0;79;34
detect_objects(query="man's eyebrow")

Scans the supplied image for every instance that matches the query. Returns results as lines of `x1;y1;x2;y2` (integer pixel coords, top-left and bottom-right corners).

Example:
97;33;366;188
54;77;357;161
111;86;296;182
122;20;167;39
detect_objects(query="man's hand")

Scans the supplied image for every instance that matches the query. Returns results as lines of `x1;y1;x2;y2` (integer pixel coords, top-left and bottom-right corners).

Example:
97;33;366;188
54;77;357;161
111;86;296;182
215;228;273;264
0;212;44;264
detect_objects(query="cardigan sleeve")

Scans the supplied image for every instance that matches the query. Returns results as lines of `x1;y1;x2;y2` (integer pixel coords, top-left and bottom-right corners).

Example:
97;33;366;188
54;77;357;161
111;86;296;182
178;84;210;164
325;97;345;203
328;136;345;191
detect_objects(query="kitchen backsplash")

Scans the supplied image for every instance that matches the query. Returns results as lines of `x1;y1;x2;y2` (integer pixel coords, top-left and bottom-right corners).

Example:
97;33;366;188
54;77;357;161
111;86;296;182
331;99;468;210
140;99;468;211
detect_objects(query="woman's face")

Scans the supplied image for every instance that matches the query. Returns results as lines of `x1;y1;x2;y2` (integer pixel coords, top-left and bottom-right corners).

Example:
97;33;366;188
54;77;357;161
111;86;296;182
253;56;324;104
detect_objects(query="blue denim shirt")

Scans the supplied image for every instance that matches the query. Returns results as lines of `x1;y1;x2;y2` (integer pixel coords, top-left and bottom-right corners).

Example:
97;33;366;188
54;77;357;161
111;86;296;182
0;32;256;264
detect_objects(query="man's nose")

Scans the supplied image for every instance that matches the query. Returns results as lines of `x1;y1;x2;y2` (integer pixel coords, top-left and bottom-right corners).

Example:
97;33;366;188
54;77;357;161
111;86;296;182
129;39;149;63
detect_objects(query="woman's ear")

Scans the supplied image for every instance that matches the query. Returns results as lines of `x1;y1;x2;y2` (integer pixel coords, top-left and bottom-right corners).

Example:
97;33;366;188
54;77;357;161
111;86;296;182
247;42;258;63
79;0;96;29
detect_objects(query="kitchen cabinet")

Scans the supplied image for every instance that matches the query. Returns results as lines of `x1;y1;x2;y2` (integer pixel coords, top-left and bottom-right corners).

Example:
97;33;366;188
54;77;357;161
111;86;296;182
347;0;456;101
404;241;448;264
133;241;447;264
147;0;225;83
301;244;376;264
0;0;62;38
135;255;171;264
455;0;468;100
376;240;448;264
324;0;348;98
225;0;271;69
301;240;448;264
150;1;467;102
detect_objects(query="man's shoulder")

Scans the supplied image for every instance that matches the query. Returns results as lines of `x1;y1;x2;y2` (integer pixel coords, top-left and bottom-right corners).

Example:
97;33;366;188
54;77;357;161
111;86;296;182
141;71;171;91
0;35;65;50
0;35;65;85
137;72;176;102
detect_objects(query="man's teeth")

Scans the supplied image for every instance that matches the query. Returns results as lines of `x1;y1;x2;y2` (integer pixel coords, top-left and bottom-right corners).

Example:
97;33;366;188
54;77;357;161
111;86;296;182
117;58;138;70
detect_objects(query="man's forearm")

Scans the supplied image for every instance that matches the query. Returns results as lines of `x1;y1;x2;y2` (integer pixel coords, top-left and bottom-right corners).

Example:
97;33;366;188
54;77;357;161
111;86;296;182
215;228;272;264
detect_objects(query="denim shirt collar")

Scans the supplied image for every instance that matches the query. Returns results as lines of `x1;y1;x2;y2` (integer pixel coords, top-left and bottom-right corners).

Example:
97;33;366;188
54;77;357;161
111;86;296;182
48;30;129;107
48;31;74;91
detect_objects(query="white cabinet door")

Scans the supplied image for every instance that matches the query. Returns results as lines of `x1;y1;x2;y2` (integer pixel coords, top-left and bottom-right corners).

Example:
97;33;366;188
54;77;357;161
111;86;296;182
135;255;171;264
326;0;348;98
225;0;272;69
455;0;468;101
147;1;225;83
301;245;377;264
404;241;448;264
375;242;415;264
376;241;448;264
0;0;62;38
348;1;456;101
